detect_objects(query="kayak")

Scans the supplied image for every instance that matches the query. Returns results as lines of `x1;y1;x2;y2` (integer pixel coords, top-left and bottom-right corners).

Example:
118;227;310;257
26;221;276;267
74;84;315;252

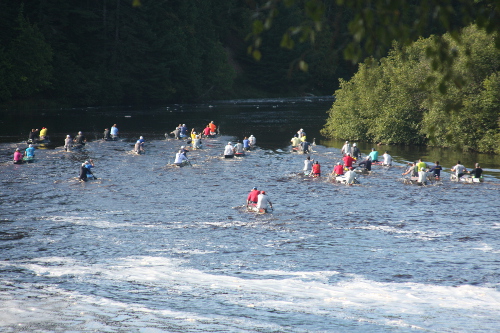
23;156;35;163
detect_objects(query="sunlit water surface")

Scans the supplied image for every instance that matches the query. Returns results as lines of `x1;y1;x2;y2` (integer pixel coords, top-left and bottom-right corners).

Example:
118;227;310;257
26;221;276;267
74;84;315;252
1;98;500;332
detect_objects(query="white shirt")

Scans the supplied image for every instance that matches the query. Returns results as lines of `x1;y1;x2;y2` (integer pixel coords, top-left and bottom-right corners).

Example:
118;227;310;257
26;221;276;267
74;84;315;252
249;136;256;145
418;170;427;183
257;193;270;209
304;159;314;171
224;145;234;155
383;153;392;165
174;153;187;164
345;170;356;184
341;144;351;155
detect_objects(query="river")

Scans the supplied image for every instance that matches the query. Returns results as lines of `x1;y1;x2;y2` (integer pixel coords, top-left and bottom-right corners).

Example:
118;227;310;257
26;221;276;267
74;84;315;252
1;97;500;332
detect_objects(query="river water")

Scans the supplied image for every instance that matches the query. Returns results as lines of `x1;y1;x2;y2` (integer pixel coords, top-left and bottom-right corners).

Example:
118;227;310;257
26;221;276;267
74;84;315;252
1;98;500;332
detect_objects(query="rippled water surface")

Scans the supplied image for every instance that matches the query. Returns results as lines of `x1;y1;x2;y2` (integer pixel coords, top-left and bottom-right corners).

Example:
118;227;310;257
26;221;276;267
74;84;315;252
1;98;500;332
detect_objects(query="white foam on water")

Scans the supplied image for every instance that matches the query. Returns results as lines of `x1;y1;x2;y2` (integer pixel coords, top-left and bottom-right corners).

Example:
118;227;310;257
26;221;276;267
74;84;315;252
353;224;452;241
3;256;500;332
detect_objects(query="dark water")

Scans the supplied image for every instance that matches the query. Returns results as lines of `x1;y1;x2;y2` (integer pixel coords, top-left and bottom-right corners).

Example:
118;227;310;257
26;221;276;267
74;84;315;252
1;98;500;332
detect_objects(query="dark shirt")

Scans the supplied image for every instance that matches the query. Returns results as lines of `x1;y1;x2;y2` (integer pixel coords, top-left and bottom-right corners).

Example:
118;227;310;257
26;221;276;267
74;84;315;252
75;135;86;144
470;167;483;178
428;165;443;177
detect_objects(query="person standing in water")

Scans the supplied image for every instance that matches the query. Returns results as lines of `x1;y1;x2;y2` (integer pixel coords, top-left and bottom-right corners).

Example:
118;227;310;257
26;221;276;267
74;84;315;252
64;135;72;151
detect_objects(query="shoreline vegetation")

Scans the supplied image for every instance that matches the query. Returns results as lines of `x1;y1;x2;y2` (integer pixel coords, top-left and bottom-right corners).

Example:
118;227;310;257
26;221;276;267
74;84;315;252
321;25;500;154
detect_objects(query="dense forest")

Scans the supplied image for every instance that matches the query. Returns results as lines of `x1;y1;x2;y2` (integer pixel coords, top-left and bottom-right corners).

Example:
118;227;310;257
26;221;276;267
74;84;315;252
0;0;358;107
321;25;500;153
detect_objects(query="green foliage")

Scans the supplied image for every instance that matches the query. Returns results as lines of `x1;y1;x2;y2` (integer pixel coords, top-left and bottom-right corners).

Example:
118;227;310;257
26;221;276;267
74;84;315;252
248;0;500;95
322;25;500;153
0;6;53;101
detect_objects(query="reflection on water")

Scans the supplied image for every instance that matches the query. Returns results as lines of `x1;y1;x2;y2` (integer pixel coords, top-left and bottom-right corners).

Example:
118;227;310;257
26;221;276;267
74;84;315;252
1;98;500;332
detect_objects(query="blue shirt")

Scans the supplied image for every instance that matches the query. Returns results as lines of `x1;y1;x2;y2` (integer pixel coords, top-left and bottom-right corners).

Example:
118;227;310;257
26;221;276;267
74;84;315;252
25;147;35;157
369;151;379;161
243;139;250;148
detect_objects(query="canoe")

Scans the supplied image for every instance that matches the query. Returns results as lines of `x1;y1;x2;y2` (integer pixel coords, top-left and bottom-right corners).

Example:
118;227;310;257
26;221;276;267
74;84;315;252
450;174;483;183
247;205;273;214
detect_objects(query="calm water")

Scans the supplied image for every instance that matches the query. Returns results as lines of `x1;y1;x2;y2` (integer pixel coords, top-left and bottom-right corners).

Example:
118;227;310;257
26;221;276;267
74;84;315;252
1;98;500;332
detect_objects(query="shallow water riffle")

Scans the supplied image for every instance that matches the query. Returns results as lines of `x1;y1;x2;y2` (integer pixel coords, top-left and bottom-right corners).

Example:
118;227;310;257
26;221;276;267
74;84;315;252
1;129;500;332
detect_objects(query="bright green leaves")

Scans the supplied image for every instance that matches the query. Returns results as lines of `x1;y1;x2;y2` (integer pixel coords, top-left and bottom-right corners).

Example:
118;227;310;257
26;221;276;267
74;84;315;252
322;25;500;153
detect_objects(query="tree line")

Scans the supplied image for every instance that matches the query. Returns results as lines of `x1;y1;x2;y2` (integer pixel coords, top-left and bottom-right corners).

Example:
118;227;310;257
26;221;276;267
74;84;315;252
0;1;360;107
321;25;500;153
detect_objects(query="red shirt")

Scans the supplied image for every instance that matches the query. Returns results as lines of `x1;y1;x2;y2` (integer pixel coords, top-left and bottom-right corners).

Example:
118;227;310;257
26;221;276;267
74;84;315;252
343;155;355;168
312;164;321;174
333;164;344;175
247;190;260;202
203;127;211;136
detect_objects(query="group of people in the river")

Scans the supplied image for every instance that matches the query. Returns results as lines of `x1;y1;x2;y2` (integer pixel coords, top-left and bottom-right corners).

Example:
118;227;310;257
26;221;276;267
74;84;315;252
246;186;273;213
223;135;256;158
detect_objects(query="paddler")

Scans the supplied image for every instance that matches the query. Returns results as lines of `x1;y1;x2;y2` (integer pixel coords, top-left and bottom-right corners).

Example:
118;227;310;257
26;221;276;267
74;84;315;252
303;156;314;175
110;124;119;138
64;135;72;151
74;131;86;145
350;143;361;159
257;190;273;212
469;163;483;179
450;161;467;179
28;128;39;143
203;125;211;137
103;128;111;140
382;151;392;166
243;137;250;151
247;187;260;206
174;150;189;166
224;142;235;158
25;144;36;158
312;161;321;177
291;135;301;150
79;162;88;181
341;141;351;156
332;162;344;177
428;161;443;180
13;148;23;164
368;148;379;162
343;153;355;169
39;127;48;140
234;140;244;155
209;121;217;135
358;156;372;171
248;135;256;148
344;167;357;185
